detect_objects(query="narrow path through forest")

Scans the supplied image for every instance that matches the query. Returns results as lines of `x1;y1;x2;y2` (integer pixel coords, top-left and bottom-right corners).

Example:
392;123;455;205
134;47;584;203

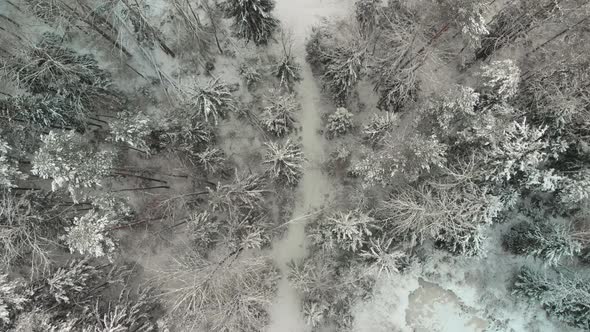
267;0;352;331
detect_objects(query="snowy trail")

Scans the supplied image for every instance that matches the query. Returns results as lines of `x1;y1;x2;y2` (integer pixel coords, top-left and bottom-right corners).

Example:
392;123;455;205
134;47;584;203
267;1;353;331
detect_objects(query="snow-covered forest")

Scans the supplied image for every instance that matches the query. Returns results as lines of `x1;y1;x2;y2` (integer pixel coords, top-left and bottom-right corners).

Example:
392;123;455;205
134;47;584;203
0;0;589;331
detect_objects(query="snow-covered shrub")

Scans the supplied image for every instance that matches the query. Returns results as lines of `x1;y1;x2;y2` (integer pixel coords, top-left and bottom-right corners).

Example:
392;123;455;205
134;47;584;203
287;251;373;330
377;180;496;256
155;253;279;332
63;211;118;259
360;237;409;277
272;53;302;90
0;274;28;328
260;91;299;137
0;94;85;130
207;171;268;217
422;85;480;135
441;0;489;47
92;287;160;332
480;59;520;100
153;119;215;156
402;134;447;180
183;78;237;124
486;119;549;185
2;33;121;114
31;131;115;198
239;61;263;89
308;209;378;252
355;0;381;35
223;0;279;45
306;24;365;103
326;107;354;138
321;45;365;103
362;113;396;147
0;137;23;189
0;191;63;274
108;111;153;152
503;220;581;265
263;139;305;185
44;259;130;306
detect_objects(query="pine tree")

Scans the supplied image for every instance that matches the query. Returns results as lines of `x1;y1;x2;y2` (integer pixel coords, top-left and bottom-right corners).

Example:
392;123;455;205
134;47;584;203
107;111;153;153
440;0;489;47
263;139;305;185
513;266;590;330
420;85;479;138
486;119;549;185
31;130;115;198
154;252;279;331
207;170;268;217
0;274;28;328
0;191;65;274
182;78;237;125
362;113;397;147
326;107;354;138
0;136;23;189
1;33;123;115
192;146;227;175
308;209;377;252
0;94;85;131
260;90;299;137
306;22;366;104
503;220;581;265
480;60;520;100
272;31;302;90
377;178;496;256
223;0;279;45
355;0;381;36
62;211;119;258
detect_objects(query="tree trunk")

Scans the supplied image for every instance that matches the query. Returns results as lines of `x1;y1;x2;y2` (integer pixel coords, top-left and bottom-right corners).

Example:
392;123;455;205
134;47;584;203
528;15;590;55
203;1;224;54
0;14;19;27
125;62;148;80
59;1;132;57
401;23;449;71
88;116;108;124
106;217;165;231
5;1;22;13
0;26;23;41
112;185;170;192
112;172;168;184
121;0;176;58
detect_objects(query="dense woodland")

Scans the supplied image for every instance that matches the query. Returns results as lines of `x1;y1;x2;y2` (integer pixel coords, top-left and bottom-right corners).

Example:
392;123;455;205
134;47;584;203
0;0;589;331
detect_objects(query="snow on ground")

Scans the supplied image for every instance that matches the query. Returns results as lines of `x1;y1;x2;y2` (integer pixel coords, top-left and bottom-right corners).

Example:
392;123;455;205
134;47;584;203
352;221;584;332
